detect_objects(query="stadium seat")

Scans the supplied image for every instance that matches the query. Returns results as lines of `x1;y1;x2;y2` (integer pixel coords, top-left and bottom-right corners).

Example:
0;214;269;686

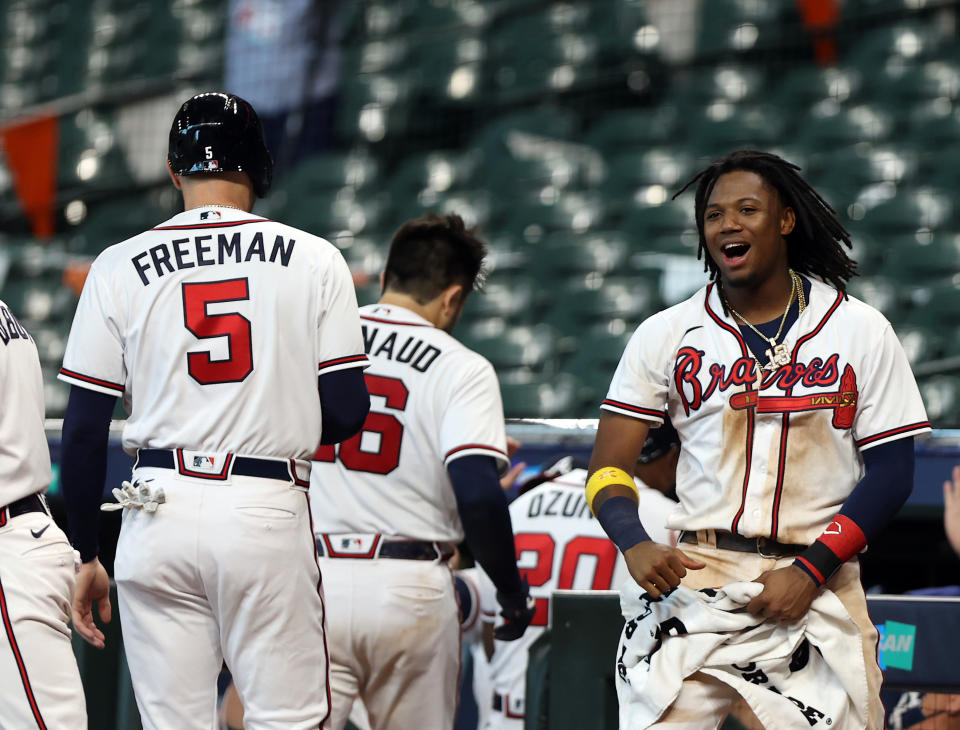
674;64;768;105
693;0;787;58
857;187;954;234
584;106;684;152
459;280;539;324
685;102;788;157
869;59;960;107
813;145;918;192
621;199;697;246
562;329;633;400
57;110;134;193
845;22;950;68
893;324;945;369
917;375;960;426
846;276;903;321
529;231;630;283
499;191;608;238
544;278;662;335
795;101;895;150
464;324;559;372
773;65;864;110
882;231;960;284
499;372;582;419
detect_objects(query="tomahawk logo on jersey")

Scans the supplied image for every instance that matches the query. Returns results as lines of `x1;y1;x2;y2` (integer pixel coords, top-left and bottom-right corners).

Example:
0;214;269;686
58;206;368;459
602;276;931;545
311;303;508;542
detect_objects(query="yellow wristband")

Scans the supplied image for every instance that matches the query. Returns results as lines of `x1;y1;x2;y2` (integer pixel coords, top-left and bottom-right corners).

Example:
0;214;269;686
585;466;638;516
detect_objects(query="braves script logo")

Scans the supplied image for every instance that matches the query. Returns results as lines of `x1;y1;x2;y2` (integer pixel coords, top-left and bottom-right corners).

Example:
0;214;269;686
675;348;858;427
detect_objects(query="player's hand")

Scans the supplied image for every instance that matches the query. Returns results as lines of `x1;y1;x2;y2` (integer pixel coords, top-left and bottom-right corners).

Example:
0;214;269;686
72;558;112;649
494;578;536;641
623;541;705;599
943;465;960;557
745;565;818;623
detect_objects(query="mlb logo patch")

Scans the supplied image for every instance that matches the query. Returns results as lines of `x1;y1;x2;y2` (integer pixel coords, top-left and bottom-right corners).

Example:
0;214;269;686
200;210;222;220
193;455;215;469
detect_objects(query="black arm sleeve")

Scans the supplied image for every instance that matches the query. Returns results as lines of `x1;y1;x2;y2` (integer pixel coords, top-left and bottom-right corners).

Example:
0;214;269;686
448;454;523;595
840;436;914;541
317;368;370;445
60;385;117;563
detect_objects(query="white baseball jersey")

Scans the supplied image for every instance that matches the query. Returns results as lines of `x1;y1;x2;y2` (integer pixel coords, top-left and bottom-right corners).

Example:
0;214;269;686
58;206;368;458
0;301;86;728
310;303;509;542
0;300;51;505
603;276;931;545
476;469;678;719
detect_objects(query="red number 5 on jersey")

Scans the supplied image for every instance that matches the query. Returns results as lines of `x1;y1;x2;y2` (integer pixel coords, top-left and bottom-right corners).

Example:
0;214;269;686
315;374;409;474
182;278;254;385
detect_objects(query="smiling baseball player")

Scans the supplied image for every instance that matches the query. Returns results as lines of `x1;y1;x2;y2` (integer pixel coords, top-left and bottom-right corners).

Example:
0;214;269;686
57;92;370;730
0;300;87;729
588;150;931;728
309;213;534;730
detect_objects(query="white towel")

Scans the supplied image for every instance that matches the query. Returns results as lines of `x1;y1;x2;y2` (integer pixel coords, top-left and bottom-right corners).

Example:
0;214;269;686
616;581;869;729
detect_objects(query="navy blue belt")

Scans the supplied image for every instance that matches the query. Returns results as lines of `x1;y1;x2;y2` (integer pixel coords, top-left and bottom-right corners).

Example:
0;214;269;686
316;535;455;561
0;494;47;527
136;448;294;482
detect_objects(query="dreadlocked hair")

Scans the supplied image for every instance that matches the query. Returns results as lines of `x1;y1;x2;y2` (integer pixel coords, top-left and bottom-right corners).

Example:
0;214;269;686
673;149;858;295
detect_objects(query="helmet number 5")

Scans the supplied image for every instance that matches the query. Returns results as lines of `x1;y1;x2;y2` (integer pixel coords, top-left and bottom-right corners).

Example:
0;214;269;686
182;278;254;385
205;145;213;159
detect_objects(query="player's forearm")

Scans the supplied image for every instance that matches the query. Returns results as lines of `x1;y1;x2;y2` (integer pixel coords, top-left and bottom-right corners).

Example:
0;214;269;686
60;386;116;563
449;455;523;595
794;437;914;586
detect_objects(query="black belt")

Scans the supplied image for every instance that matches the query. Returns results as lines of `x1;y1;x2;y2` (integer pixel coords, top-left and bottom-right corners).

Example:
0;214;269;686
136;448;293;482
680;530;806;558
0;494;47;527
492;692;524;718
316;535;454;561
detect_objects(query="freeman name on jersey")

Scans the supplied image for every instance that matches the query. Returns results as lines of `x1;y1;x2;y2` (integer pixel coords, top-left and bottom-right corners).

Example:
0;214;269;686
131;231;295;286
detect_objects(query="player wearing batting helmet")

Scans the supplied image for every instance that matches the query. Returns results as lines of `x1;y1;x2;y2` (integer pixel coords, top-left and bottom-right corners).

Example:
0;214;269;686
58;91;370;730
588;149;930;728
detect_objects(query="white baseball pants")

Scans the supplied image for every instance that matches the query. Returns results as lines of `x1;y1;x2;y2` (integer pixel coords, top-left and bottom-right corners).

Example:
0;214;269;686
319;556;460;730
114;469;329;730
0;509;86;729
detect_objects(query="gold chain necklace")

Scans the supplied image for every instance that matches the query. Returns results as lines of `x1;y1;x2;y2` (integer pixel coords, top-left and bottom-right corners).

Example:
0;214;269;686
723;270;806;373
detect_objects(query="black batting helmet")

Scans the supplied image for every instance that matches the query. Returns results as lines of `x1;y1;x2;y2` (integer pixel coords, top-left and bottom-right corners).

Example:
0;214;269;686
167;92;274;198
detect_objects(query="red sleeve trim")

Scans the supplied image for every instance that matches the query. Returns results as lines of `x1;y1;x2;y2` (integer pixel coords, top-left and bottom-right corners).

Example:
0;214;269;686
59;368;124;393
444;443;507;460
318;354;369;370
856;422;931;447
601;399;665;420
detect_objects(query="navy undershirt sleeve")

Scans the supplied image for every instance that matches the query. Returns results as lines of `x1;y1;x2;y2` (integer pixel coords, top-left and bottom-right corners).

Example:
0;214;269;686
448;454;523;595
317;368;370;444
60;385;118;563
840;436;914;541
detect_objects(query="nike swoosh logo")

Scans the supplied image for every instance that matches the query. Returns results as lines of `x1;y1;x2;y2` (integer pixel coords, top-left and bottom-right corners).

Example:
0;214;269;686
30;525;50;539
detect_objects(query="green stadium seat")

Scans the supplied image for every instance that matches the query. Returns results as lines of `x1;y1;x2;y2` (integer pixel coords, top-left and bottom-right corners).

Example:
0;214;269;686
674;65;768;105
904;283;960;328
66;197;174;255
893;324;945;369
464;324;558;372
562;330;632;399
685;103;788;157
773;66;864;110
336;73;415;145
499;372;582;419
870;60;960;106
857;187;954;234
795;102;895;150
544;279;662;335
388;151;479;212
813;146;918;192
584;106;684;152
846;276;903;321
532;231;630;281
917;376;960;426
845;22;949;68
352;1;416;39
907;100;960;150
57;110;134;193
694;0;787;58
882;232;960;284
500;192;607;238
593;0;660;60
604;147;696;191
474;108;580;155
459;280;538;323
284;190;392;240
621;199;696;244
282;151;381;194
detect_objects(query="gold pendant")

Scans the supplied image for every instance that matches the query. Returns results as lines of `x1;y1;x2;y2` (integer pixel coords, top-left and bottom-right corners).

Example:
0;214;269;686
765;343;791;369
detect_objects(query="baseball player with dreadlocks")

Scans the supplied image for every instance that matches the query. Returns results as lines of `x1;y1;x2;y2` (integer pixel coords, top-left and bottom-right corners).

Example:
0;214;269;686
57;92;370;730
587;149;930;728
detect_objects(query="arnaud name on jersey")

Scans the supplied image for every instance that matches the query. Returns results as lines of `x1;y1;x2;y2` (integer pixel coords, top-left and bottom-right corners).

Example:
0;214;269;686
362;323;441;373
0;304;30;346
131;231;295;286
